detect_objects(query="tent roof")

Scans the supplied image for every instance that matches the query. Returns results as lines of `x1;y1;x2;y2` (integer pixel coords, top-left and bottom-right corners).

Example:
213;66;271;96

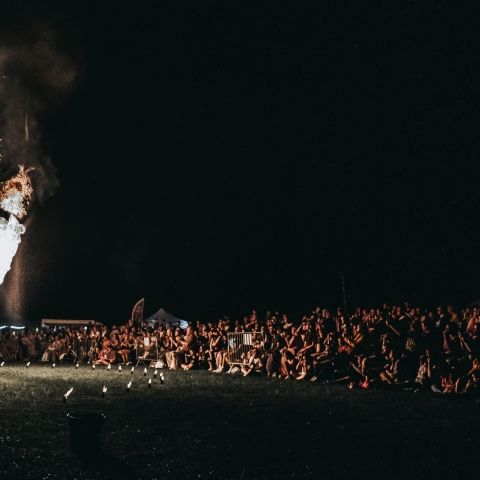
145;308;188;329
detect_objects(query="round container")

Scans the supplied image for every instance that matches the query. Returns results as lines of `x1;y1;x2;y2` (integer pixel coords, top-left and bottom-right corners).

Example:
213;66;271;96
67;412;106;452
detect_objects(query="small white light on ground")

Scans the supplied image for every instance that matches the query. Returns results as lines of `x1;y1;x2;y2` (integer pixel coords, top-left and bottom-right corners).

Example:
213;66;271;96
63;387;73;403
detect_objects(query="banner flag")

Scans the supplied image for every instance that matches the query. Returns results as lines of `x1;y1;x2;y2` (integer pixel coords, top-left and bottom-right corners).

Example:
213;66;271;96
130;298;145;326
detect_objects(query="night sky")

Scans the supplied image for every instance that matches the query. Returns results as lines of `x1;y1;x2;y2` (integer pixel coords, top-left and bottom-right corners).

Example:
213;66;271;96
1;1;479;324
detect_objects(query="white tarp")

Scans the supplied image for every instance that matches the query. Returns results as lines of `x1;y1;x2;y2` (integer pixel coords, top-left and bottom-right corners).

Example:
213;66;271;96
145;308;188;329
41;319;104;327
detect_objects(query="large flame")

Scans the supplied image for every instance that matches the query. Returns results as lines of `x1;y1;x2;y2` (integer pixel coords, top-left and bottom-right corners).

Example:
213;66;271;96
0;166;33;285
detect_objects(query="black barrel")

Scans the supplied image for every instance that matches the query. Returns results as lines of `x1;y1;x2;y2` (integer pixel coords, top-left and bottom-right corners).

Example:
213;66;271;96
67;412;106;453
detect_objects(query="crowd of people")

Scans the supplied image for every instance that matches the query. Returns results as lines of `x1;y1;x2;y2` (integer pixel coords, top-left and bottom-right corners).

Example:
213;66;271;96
1;303;480;395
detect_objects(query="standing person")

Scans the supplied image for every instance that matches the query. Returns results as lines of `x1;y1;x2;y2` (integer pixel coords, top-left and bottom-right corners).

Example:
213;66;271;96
208;331;222;371
26;329;37;361
8;332;19;361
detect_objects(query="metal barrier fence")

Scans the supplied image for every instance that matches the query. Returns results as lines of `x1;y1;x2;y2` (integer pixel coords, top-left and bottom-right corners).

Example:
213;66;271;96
227;332;264;365
135;343;158;366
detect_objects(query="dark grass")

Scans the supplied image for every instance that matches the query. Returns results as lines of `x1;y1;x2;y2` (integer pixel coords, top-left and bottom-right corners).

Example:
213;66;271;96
0;365;479;480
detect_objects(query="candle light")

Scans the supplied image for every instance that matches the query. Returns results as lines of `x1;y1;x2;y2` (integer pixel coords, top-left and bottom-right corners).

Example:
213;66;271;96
148;378;152;388
131;366;135;374
160;372;164;385
102;385;107;398
76;363;79;369
143;367;147;376
26;361;30;368
107;364;111;371
92;364;96;370
118;365;122;373
0;362;4;367
126;380;132;392
63;387;73;403
153;370;158;379
52;363;56;369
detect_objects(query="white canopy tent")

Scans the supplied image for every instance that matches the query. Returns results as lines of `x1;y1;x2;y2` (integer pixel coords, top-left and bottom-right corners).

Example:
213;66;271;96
144;308;188;329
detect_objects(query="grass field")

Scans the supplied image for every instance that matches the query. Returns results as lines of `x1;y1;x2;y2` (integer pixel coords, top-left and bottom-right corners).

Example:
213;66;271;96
0;364;479;480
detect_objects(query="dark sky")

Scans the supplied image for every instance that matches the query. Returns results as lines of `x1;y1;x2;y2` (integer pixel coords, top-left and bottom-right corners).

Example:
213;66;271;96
1;1;479;324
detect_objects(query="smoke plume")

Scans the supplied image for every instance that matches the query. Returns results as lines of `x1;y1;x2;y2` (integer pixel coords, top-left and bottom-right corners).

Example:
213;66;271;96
0;26;77;322
0;27;76;199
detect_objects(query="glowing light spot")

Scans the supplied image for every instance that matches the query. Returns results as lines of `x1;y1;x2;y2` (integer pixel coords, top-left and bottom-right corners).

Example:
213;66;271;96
0;166;33;285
